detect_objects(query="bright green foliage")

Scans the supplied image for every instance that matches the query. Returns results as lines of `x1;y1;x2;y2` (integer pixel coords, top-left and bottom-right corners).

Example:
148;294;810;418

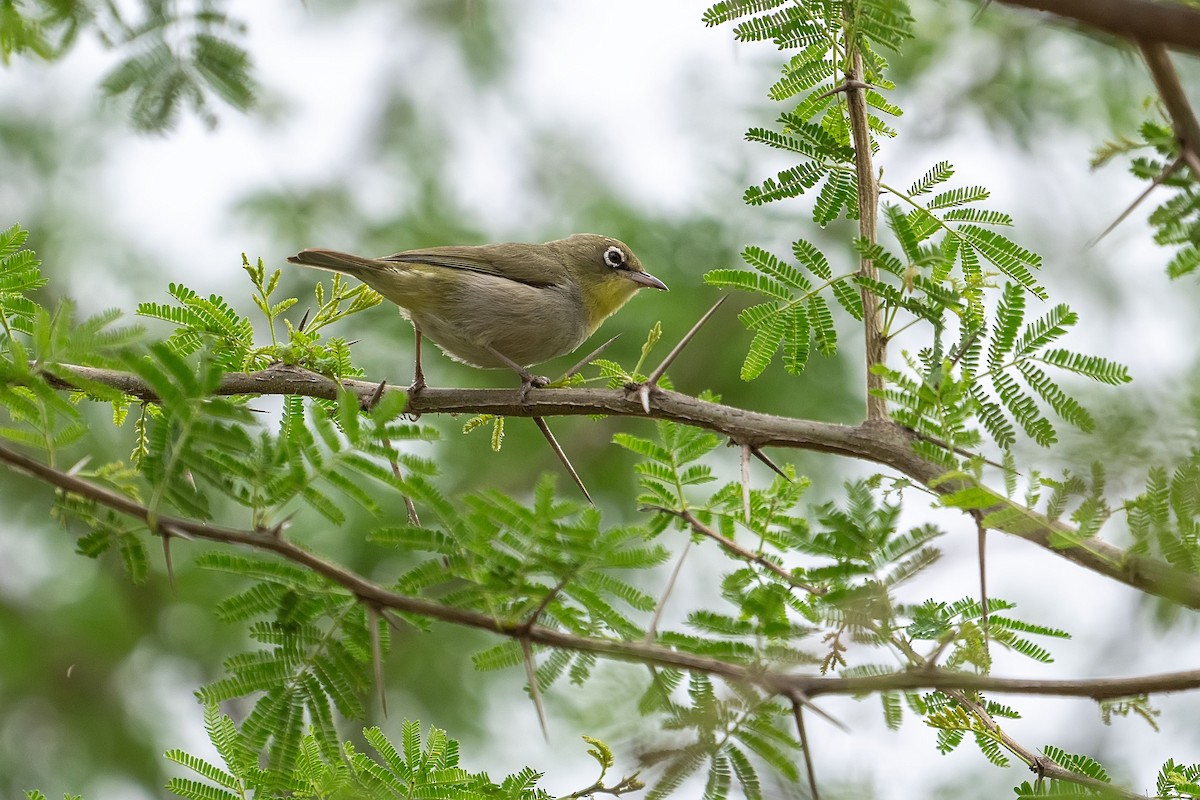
1099;695;1161;731
137;260;378;377
1156;759;1200;799
705;241;861;379
164;706;558;799
1127;453;1200;574
905;597;1070;669
374;474;669;682
0;226;142;467
925;696;1019;765
877;278;1128;456
192;565;379;790
639;674;799;800
614;411;722;511
704;0;910;216
0;224;47;337
1096;118;1200;280
2;0;255;132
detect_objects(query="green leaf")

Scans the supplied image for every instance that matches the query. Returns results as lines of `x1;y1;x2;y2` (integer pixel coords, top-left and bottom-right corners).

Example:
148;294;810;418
741;312;784;380
1039;349;1131;385
908;161;954;196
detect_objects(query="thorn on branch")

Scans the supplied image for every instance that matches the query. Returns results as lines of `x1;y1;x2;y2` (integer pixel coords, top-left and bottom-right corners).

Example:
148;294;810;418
521;637;550;742
363;379;388;411
628;296;727;415
384;440;421;526
533;417;593;504
815;78;873;101
751;444;792;482
562;334;622;382
1089;155;1183;248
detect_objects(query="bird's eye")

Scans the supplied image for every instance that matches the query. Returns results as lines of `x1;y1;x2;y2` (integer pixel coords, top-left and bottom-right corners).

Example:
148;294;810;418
604;246;626;268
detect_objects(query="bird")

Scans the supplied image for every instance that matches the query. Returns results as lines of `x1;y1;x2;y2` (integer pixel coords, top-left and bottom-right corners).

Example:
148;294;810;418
287;233;668;394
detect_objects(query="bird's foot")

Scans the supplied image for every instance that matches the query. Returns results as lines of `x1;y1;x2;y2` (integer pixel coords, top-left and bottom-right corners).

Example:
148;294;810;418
518;372;550;404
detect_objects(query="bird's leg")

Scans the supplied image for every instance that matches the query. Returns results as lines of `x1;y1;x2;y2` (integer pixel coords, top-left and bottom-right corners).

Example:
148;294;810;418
410;323;427;394
483;344;548;403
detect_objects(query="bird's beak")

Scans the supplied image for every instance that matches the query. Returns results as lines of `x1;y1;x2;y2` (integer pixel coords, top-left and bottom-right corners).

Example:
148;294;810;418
627;270;669;291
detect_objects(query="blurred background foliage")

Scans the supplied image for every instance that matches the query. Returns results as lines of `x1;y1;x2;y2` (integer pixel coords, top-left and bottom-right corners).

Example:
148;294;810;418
1;0;1199;798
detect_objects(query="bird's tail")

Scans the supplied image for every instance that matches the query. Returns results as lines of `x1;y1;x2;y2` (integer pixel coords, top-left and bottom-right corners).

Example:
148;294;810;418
287;249;381;277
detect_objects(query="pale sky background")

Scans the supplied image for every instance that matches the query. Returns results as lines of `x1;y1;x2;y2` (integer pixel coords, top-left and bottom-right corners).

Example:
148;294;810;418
3;1;1200;798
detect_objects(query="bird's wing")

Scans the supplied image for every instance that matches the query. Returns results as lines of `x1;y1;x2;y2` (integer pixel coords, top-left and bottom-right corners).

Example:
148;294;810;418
380;243;567;288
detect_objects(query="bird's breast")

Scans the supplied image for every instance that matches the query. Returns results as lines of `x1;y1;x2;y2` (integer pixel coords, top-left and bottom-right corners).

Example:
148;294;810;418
408;277;588;368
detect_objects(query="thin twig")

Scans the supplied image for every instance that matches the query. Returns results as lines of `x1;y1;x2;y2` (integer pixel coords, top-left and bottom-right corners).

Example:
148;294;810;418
368;605;388;717
384;441;421;527
646;505;825;596
1088;155;1183;248
517;578;573;743
645;539;692;643
740;443;752;523
561;334;622;381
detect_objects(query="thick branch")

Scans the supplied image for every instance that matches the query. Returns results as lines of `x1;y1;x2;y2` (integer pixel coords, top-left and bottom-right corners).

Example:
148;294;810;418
994;0;1200;53
28;361;1200;609
1140;42;1200;177
3;437;1200;706
844;50;887;421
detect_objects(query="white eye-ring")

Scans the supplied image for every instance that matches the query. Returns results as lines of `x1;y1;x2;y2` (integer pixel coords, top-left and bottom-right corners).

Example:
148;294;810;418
604;246;626;268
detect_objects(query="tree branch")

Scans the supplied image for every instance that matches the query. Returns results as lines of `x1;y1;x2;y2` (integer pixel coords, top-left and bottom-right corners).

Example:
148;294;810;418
844;48;887;421
29;361;1200;609
1139;41;1200;177
3;436;1200;707
994;0;1200;54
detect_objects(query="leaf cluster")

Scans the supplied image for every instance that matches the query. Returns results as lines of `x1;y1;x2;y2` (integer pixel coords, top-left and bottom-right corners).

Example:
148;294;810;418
2;0;257;132
164;707;558;800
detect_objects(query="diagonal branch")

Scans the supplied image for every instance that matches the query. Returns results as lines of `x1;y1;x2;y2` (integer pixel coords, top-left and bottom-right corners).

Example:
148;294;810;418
30;360;1200;609
993;0;1200;53
1139;42;1200;177
4;436;1200;711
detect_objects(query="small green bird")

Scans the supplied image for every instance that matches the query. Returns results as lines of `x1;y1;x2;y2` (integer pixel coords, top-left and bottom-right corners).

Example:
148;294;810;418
287;234;668;392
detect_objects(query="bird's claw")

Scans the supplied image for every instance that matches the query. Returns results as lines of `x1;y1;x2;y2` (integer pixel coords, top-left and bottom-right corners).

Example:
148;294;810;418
519;373;549;404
